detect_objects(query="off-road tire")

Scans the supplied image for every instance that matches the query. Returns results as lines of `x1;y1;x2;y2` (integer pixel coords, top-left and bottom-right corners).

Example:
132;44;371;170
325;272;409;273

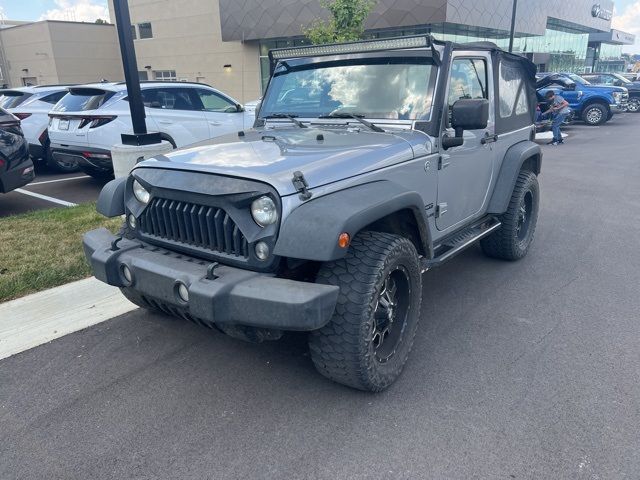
308;231;422;392
582;102;608;126
481;170;539;261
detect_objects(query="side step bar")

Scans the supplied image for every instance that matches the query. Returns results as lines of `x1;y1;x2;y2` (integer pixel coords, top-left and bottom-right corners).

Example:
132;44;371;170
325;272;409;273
422;217;501;271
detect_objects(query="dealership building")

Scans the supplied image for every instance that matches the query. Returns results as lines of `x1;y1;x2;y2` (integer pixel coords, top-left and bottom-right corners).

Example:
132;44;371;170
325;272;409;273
108;0;635;102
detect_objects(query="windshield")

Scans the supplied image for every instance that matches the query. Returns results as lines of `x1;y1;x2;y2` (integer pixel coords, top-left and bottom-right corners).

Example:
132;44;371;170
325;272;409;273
261;58;436;121
566;74;590;85
0;92;32;109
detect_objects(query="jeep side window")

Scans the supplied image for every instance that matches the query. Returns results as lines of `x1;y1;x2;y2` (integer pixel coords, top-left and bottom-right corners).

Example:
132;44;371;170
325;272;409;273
447;58;487;125
498;61;529;118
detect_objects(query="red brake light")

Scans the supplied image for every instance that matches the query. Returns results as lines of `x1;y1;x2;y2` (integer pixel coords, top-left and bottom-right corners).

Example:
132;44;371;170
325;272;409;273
14;113;32;120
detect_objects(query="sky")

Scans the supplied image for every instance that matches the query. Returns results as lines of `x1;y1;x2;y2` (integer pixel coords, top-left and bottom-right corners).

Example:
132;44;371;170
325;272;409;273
0;0;639;53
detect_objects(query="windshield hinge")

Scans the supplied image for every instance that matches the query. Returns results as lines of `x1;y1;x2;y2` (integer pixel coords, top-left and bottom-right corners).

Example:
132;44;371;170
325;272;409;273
292;171;312;201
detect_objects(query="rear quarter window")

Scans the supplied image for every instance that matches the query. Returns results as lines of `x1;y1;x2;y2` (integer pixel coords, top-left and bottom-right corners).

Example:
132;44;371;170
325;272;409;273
0;93;33;109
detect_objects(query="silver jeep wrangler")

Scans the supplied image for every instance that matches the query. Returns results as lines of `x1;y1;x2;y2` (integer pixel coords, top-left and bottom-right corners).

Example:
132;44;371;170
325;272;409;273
84;36;541;391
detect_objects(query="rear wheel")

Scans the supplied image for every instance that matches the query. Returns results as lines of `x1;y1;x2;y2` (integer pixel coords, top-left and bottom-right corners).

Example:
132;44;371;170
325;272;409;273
582;103;608;126
481;170;539;261
81;165;114;181
309;231;422;392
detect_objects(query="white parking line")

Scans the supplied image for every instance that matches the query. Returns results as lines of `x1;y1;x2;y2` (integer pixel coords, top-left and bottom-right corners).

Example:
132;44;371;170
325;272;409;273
29;175;89;186
14;189;78;207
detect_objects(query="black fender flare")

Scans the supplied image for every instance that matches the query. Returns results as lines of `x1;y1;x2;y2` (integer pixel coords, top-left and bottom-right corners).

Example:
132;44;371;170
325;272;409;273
96;177;126;217
487;140;541;214
273;181;432;262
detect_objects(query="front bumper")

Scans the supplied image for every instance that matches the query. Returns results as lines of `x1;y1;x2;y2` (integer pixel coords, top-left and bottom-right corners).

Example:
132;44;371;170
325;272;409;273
83;228;339;331
0;157;35;193
610;103;627;114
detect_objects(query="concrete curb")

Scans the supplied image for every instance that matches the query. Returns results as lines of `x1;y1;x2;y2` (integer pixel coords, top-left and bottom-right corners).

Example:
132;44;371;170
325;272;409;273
0;277;137;361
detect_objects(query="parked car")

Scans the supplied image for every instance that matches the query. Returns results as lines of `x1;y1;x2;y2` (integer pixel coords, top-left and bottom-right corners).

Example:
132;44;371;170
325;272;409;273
0;107;35;194
85;35;542;391
581;72;640;113
536;72;628;125
0;85;78;172
48;81;254;179
621;72;640;82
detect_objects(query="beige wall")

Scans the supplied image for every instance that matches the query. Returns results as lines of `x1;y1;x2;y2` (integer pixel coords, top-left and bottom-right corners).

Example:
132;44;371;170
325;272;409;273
109;0;261;103
48;22;123;84
0;21;123;87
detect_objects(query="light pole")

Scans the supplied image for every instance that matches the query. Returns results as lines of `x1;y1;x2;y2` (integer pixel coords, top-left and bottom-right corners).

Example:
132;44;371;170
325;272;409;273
508;0;518;53
112;0;160;145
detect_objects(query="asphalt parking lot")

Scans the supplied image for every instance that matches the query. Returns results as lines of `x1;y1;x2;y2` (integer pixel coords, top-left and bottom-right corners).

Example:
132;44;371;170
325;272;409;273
0;165;108;218
1;113;639;479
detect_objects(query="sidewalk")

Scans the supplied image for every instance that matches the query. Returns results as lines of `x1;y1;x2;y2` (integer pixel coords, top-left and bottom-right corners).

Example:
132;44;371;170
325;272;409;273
0;277;136;361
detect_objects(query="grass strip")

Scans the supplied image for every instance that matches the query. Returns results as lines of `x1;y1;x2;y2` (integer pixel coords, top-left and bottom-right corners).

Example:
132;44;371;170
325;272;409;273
0;203;121;303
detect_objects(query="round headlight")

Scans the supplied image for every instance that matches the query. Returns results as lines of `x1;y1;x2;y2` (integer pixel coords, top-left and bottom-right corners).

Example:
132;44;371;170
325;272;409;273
251;196;278;227
132;179;150;204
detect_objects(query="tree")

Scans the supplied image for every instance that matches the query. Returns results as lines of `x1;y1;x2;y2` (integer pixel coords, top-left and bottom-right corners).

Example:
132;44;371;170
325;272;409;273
95;18;108;24
303;0;376;45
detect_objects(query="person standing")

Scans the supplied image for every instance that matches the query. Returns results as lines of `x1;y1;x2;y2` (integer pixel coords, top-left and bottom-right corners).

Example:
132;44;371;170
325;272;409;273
544;90;570;146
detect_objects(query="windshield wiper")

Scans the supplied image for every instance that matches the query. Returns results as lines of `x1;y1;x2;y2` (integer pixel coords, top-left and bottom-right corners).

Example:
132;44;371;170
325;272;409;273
318;113;385;133
264;113;307;128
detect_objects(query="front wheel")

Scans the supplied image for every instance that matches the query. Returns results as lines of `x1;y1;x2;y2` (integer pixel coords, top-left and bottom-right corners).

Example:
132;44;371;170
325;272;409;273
627;98;640;113
309;232;422;392
481;170;539;261
582;103;608;126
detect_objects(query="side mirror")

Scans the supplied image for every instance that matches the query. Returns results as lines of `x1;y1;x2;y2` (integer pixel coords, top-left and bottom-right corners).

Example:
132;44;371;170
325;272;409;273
236;104;244;112
442;98;489;149
613;80;623;87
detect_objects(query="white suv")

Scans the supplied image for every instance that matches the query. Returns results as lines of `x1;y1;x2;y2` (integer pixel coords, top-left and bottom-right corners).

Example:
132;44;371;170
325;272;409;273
0;85;77;172
48;82;254;179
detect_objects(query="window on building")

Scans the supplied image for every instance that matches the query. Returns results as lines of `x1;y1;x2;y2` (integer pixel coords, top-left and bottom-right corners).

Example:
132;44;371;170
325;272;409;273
131;25;137;39
40;91;68;105
153;70;176;82
138;71;149;81
138;22;153;39
196;89;238;112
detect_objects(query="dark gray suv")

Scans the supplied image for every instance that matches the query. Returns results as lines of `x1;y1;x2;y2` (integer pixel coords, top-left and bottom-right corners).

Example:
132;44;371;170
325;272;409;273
84;36;541;391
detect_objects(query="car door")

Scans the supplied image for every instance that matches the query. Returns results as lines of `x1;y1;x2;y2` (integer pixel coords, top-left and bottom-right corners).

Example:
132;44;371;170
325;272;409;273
436;53;496;231
143;87;208;147
194;88;245;138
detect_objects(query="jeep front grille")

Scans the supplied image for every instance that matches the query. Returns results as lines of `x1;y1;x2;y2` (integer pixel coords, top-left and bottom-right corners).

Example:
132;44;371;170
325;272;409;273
138;198;249;258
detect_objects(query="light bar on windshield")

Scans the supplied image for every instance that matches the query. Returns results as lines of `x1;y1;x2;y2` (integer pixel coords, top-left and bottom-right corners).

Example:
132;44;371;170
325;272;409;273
269;35;431;60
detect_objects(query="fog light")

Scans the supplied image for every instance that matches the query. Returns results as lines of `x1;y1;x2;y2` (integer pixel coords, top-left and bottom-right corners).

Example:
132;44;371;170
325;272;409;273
121;264;133;285
128;214;137;229
255;241;270;261
176;282;189;303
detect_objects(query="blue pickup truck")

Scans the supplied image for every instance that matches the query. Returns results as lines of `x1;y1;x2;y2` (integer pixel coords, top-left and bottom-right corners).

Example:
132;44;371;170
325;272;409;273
537;73;628;126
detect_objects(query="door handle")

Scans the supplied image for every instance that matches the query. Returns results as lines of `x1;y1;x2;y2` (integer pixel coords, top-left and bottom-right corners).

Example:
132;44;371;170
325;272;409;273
208;121;222;126
481;132;498;144
158;120;172;125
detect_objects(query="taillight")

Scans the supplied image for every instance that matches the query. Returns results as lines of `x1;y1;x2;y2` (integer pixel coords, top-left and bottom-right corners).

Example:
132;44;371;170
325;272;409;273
78;115;117;129
14;113;32;120
0;118;23;136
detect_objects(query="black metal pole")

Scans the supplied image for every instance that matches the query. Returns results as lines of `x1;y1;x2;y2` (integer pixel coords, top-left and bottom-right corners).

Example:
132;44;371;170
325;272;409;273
112;0;160;145
508;0;518;53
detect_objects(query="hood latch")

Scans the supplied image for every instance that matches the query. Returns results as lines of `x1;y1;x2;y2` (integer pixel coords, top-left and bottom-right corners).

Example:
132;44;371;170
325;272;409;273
292;171;312;201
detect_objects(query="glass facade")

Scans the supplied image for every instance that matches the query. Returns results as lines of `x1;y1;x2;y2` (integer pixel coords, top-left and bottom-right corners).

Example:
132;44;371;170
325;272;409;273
258;20;626;92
